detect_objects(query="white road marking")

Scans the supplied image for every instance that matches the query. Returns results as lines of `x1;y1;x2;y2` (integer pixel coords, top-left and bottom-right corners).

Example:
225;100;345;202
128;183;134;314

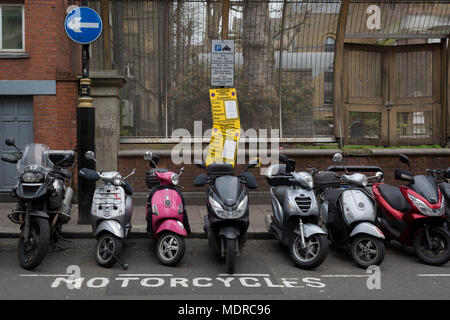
117;274;173;277
321;275;369;278
218;274;271;277
20;274;69;277
417;274;450;277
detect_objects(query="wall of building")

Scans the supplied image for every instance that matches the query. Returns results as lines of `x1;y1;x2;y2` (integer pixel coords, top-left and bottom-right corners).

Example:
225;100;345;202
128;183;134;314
0;0;79;150
118;150;450;195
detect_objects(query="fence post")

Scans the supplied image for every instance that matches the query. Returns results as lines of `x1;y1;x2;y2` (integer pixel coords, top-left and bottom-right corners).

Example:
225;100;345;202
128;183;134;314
222;0;230;39
333;0;350;149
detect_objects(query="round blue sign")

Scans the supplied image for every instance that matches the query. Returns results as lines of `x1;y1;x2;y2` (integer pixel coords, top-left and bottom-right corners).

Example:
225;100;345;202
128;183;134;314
65;7;103;45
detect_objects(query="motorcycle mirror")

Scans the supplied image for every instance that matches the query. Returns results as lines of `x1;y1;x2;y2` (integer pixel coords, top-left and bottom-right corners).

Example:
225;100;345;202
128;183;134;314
85;151;96;161
144;151;153;161
399;154;410;169
333;153;343;164
180;167;185;175
5;138;15;147
195;160;206;170
124;168;136;180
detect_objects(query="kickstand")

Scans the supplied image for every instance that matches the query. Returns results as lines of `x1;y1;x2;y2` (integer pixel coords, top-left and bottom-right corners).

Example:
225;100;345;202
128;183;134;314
107;249;128;270
51;243;69;252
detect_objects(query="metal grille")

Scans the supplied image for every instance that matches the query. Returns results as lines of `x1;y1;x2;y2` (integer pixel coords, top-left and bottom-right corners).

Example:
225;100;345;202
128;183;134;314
88;0;340;140
295;195;312;212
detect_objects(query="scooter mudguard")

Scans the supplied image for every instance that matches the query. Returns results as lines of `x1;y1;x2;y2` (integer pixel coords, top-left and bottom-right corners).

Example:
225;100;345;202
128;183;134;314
94;220;125;239
218;226;240;240
155;219;187;237
294;223;327;239
349;222;385;240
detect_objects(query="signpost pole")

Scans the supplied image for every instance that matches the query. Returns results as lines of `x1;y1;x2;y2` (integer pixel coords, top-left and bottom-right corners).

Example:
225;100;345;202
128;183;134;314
77;43;96;224
65;4;103;224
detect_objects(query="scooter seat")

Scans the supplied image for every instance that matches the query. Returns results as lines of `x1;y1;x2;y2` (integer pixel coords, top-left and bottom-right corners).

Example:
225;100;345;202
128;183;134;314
378;184;411;213
439;182;450;201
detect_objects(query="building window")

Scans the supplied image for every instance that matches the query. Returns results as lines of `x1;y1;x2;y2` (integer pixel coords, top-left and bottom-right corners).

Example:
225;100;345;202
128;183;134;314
324;66;333;105
0;5;25;51
324;36;335;52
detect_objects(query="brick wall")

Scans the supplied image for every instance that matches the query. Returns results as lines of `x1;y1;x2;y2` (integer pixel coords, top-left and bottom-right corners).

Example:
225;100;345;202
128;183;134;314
118;152;450;193
0;0;80;149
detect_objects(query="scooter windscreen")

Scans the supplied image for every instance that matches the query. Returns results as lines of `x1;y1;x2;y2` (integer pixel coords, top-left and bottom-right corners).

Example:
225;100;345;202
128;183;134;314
214;176;243;207
410;175;439;204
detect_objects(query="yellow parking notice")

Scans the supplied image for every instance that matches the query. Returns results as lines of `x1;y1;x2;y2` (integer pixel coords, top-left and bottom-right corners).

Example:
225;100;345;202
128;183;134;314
206;88;241;167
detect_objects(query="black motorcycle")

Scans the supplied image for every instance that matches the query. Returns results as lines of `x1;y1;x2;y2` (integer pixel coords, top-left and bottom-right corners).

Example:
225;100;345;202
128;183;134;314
193;160;258;274
1;138;75;270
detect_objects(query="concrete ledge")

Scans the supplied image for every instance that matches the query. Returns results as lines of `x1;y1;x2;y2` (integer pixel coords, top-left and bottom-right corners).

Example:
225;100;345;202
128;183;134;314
119;148;450;158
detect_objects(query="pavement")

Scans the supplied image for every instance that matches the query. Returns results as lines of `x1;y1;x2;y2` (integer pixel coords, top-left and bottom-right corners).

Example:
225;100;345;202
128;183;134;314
0;203;273;239
1;238;450;300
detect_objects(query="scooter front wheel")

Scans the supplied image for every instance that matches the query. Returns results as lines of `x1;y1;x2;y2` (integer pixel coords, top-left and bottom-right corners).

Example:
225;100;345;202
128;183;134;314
289;233;328;269
351;235;385;268
413;227;450;266
95;233;123;268
156;232;185;266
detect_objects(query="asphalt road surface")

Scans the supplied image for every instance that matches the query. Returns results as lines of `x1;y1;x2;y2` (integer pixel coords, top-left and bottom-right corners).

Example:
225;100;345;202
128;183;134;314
1;238;450;300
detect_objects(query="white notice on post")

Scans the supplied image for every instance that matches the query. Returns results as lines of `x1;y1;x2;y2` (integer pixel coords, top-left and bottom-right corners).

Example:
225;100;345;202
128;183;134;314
225;100;238;119
222;140;237;160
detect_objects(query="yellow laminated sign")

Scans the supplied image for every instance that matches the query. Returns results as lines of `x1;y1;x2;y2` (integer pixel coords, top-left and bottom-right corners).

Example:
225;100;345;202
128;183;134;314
206;88;241;167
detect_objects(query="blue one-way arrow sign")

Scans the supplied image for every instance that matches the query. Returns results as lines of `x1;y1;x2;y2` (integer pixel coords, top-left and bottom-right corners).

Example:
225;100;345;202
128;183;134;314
65;7;103;45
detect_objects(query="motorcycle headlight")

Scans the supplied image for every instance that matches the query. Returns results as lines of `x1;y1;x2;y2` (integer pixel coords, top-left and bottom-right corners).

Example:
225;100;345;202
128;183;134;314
171;173;179;185
361;176;368;187
209;196;225;218
22;171;44;183
113;174;123;186
408;194;445;216
208;195;248;219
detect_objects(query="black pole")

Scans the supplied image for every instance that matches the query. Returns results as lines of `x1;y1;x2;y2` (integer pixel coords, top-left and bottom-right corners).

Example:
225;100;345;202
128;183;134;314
77;44;96;224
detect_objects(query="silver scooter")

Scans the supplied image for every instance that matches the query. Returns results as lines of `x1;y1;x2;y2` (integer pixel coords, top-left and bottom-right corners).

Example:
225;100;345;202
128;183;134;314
317;153;385;268
79;151;135;270
265;154;328;269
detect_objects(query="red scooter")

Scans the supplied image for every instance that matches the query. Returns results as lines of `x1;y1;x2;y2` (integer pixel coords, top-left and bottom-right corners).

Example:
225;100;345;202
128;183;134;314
372;154;450;265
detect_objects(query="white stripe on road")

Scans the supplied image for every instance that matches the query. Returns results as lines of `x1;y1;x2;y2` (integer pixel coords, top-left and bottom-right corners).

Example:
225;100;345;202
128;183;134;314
218;274;270;277
417;274;450;277
20;274;69;277
321;275;369;278
118;274;173;277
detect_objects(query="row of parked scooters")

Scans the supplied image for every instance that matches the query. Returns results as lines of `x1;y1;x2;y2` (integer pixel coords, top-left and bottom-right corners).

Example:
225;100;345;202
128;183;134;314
1;138;450;274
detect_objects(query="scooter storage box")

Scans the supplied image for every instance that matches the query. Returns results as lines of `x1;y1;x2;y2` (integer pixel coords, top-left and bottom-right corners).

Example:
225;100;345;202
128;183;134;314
265;164;293;187
145;169;168;189
313;171;341;191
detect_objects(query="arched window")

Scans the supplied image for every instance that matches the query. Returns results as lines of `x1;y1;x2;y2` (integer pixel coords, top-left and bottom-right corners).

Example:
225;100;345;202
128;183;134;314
324;36;335;52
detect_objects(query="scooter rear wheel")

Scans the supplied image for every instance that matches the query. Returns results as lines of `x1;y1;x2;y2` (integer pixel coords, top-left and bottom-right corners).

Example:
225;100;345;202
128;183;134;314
95;233;123;268
156;232;185;266
413;227;450;266
351;235;385;268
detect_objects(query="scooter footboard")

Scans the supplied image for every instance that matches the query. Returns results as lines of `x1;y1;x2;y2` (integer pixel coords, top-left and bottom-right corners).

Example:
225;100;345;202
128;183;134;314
349;222;385;240
155;219;187;237
94;220;125;239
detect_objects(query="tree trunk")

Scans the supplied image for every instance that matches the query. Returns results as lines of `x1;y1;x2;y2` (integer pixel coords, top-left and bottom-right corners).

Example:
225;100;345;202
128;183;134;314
243;0;276;129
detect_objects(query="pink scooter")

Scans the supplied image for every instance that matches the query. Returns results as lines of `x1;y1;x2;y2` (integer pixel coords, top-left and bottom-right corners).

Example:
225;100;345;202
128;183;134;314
144;151;190;266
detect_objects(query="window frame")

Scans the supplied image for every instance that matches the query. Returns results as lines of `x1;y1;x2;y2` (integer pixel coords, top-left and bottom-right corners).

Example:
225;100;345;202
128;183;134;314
0;4;25;52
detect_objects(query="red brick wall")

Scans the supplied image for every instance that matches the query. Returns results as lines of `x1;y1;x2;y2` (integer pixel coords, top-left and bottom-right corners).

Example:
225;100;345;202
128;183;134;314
118;153;450;193
0;0;80;149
